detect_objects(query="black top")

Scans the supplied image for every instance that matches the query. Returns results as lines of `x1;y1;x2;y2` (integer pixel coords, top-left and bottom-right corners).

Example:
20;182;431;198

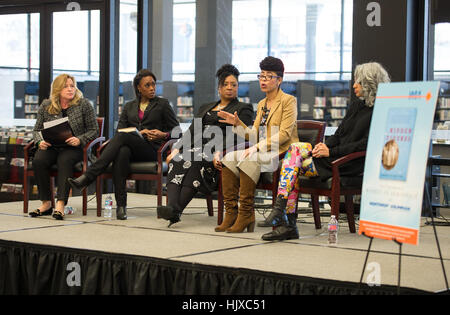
175;98;254;152
118;96;180;150
315;99;373;180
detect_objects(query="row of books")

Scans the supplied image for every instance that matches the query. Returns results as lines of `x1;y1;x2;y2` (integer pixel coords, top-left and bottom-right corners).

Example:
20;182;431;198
314;96;349;107
436;109;450;121
329;108;347;119
0;183;24;194
177;107;194;117
438;97;450;108
177;96;193;106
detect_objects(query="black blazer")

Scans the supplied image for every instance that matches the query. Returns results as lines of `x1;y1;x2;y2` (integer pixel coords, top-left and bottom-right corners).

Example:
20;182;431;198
314;99;373;180
188;98;254;151
117;97;179;150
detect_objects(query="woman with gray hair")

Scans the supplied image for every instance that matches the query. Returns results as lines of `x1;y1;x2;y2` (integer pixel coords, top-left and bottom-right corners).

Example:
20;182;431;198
260;62;390;241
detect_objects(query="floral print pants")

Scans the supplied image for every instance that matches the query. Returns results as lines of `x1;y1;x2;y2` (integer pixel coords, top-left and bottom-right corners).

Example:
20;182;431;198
278;142;318;213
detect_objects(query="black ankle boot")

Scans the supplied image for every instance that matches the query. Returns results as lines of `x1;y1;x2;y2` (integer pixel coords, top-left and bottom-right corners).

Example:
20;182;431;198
157;206;181;227
261;213;299;241
257;195;288;227
68;175;92;191
116;206;127;220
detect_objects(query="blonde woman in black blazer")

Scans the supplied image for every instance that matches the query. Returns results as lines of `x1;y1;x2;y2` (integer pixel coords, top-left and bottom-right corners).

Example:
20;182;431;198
69;69;179;220
30;73;98;220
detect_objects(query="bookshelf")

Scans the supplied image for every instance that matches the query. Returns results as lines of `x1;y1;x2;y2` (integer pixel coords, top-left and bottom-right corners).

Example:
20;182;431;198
175;82;195;122
297;80;350;127
434;81;450;129
0;126;35;202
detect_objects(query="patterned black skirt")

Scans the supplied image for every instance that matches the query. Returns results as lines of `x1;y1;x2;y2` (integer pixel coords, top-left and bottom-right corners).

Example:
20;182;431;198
166;146;218;194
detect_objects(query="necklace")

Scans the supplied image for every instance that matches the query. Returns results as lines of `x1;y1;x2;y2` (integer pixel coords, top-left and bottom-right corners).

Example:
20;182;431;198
215;103;227;111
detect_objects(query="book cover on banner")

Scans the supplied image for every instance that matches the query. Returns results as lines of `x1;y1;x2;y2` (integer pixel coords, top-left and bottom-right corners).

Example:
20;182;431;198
379;107;417;181
40;117;73;146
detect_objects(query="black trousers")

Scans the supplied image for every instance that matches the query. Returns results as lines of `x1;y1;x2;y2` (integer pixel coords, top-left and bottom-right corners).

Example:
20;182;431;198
84;132;157;206
33;146;84;203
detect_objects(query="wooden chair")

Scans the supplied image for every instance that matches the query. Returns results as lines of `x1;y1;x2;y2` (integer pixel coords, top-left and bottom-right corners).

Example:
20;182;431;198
216;120;327;225
297;151;365;233
23;117;105;215
95;138;214;217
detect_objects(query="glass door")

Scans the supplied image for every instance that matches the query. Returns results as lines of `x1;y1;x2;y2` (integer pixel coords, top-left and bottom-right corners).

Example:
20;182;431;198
52;9;100;115
0;13;40;125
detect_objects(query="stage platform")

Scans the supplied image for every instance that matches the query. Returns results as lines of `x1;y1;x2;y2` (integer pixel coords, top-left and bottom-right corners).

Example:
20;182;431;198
0;193;449;295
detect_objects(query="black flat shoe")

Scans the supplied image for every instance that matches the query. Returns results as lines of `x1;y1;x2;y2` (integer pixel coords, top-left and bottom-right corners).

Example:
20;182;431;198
29;207;53;217
52;211;64;220
67;175;91;192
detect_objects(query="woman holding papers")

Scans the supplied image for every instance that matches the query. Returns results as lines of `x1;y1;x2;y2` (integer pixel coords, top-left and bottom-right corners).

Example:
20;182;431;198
157;64;253;227
69;69;179;220
214;56;299;233
260;62;391;241
30;73;99;220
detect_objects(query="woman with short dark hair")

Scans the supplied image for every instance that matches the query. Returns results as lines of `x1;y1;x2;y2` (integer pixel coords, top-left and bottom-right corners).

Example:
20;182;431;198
69;69;179;220
216;56;299;233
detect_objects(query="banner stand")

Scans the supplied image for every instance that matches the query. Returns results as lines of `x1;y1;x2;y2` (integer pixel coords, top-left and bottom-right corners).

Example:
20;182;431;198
424;180;449;291
358;232;403;294
358;184;449;294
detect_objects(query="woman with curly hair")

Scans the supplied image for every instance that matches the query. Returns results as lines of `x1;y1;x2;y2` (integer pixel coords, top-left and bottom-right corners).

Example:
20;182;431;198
157;64;254;227
260;62;391;241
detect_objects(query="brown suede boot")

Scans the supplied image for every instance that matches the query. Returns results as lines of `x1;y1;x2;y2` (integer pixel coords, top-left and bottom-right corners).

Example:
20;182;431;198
226;170;256;233
215;167;239;232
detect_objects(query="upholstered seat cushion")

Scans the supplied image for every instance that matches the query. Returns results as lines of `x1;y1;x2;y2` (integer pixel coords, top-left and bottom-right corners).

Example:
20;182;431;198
46;161;168;175
103;161;168;174
298;175;363;190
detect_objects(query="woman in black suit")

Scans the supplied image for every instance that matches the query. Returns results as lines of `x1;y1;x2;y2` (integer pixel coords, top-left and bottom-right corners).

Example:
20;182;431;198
157;64;254;227
69;69;179;220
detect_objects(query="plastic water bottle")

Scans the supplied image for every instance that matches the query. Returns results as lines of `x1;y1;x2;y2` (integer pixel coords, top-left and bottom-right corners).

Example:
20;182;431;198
327;215;338;245
64;206;76;215
104;195;113;219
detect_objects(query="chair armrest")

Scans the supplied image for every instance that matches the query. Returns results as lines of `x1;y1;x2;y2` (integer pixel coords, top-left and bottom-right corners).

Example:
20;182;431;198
24;140;35;171
84;137;105;154
159;139;178;156
82;136;105;171
331;151;366;168
97;139;111;158
330;151;366;189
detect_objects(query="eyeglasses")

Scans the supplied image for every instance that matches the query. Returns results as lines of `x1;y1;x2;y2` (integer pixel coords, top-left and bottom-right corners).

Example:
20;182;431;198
257;74;280;81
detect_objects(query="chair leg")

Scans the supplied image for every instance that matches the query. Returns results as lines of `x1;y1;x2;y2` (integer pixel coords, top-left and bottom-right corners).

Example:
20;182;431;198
82;188;87;216
23;175;29;214
311;194;321;229
217;173;223;225
330;193;340;221
96;177;102;217
157;177;162;207
206;194;214;217
345;195;356;233
50;177;55;209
